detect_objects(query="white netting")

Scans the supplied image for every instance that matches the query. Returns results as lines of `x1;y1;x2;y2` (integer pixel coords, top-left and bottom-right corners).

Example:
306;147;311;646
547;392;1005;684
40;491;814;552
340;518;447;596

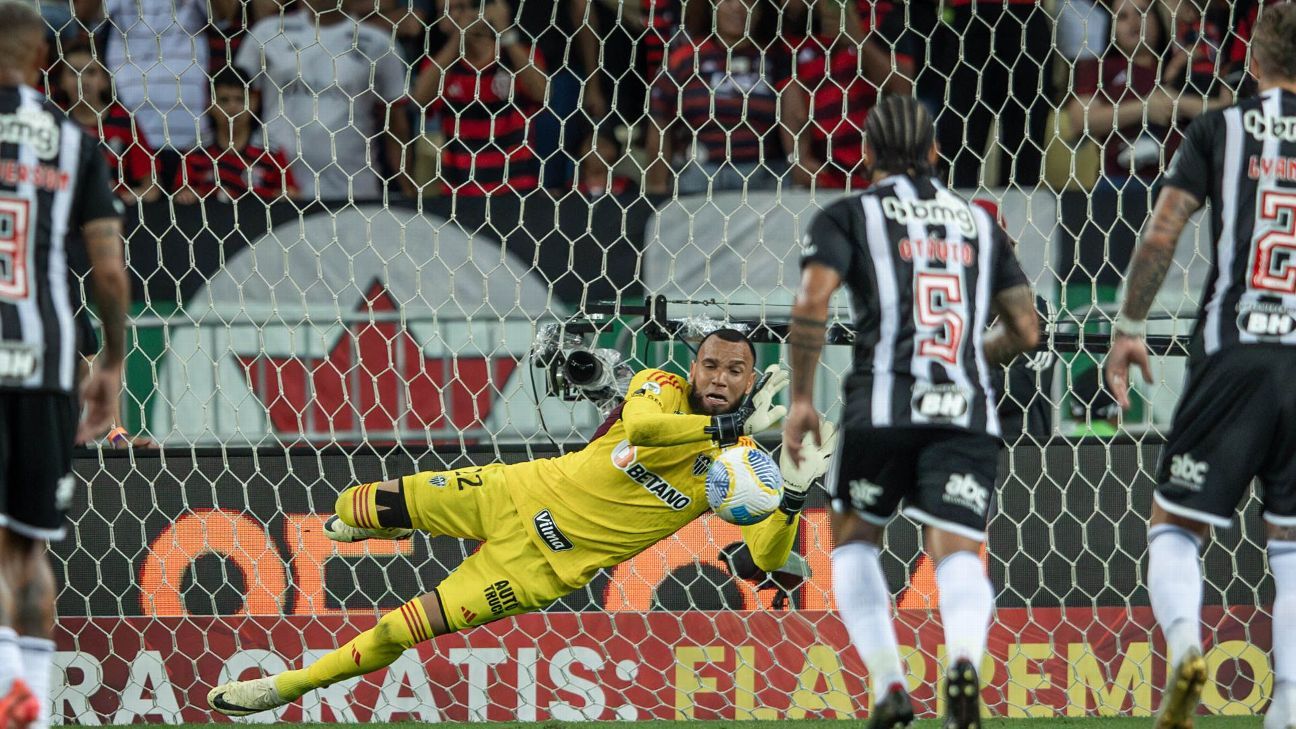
43;0;1277;722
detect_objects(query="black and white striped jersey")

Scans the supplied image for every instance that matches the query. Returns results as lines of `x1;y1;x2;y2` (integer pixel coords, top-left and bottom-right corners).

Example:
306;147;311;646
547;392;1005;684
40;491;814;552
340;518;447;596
0;85;119;393
802;174;1029;437
1162;88;1296;357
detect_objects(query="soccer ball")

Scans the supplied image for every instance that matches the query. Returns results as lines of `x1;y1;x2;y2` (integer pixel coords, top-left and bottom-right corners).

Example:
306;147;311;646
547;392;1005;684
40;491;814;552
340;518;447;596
706;446;783;526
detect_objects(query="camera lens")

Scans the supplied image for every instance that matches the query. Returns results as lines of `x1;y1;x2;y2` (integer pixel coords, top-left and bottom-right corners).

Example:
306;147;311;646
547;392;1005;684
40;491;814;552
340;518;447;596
563;350;604;386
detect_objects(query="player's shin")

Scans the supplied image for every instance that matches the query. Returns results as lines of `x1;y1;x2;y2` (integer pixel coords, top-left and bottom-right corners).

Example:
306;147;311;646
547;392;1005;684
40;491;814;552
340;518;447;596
1147;524;1204;664
1269;540;1296;695
832;542;906;699
935;550;993;669
273;597;437;701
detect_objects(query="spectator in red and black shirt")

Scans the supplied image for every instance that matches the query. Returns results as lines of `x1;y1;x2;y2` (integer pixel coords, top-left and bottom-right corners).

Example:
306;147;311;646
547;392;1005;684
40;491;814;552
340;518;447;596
207;0;276;74
411;0;547;197
175;68;298;203
1065;0;1229;187
1228;0;1285;86
640;0;681;85
780;0;907;189
1164;0;1278;96
783;1;915;89
646;0;787;195
856;1;917;84
54;44;159;204
575;129;636;198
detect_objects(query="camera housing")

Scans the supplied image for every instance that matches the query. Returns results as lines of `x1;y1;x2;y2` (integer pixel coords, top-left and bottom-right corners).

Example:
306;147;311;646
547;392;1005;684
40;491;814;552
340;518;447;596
531;323;634;413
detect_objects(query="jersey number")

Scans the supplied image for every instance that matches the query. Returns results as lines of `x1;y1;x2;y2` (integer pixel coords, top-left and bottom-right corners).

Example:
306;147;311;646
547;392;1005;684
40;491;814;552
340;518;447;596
915;272;965;365
0;197;31;301
1250;190;1296;294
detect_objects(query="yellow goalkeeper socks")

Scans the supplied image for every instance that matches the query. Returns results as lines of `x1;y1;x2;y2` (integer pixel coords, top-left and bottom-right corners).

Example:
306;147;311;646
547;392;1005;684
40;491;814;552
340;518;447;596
274;598;435;701
334;481;413;529
334;482;382;530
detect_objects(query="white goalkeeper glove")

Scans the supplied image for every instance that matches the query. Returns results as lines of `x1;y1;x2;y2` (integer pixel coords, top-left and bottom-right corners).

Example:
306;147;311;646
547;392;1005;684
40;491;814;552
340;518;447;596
778;419;838;519
744;364;789;433
704;364;789;445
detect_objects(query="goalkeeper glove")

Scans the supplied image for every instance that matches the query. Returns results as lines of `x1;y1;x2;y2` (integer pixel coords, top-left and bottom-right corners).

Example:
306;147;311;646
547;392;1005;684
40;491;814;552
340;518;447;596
778;418;838;518
703;364;790;446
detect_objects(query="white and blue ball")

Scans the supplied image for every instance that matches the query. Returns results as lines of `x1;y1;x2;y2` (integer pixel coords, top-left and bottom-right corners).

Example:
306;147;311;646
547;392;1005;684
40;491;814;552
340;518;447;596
706;446;783;525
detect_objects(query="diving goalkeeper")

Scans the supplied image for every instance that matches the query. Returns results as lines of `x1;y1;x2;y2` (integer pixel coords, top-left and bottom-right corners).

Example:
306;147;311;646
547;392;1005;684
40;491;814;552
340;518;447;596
208;328;837;716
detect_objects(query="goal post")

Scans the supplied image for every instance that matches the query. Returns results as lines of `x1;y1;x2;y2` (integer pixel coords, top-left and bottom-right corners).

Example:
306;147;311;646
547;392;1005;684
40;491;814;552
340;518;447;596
46;0;1277;722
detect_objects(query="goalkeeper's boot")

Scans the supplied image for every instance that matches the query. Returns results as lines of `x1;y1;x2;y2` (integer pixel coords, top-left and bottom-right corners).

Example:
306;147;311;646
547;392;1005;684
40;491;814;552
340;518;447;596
1154;646;1207;729
208;676;288;717
942;658;982;729
323;514;413;543
867;682;915;729
0;679;39;729
1266;681;1296;729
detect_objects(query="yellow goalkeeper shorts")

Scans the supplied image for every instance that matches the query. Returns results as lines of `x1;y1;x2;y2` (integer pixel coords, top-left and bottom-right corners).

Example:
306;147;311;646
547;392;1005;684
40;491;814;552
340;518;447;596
400;464;573;632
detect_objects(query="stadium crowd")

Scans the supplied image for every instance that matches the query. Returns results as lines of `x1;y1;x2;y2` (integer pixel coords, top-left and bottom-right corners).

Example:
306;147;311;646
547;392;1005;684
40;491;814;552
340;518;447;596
31;0;1282;204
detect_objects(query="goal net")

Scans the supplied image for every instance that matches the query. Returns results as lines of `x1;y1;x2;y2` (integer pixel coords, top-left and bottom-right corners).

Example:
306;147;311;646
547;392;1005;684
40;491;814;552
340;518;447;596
46;0;1275;722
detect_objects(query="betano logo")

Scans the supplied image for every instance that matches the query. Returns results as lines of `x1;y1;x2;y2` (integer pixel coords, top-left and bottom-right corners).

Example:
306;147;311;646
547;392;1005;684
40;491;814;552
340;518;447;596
610;439;692;510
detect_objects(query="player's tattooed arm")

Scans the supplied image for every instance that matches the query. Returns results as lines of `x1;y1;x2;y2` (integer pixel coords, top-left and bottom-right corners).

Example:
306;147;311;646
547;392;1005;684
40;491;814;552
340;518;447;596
83;217;129;365
787;263;840;400
984;284;1041;366
1120;187;1202;322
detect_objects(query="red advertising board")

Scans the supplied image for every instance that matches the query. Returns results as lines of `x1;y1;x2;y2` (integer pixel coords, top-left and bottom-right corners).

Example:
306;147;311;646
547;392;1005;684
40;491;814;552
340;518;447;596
55;606;1272;723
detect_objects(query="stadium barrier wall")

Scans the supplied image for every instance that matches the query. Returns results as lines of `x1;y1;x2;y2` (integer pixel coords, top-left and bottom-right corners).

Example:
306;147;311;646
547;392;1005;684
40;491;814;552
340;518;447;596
55;441;1273;723
109;187;1210;445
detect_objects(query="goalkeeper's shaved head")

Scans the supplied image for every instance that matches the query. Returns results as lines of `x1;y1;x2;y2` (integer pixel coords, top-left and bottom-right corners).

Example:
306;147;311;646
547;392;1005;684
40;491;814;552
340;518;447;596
698;327;756;363
690;328;758;416
0;0;46;81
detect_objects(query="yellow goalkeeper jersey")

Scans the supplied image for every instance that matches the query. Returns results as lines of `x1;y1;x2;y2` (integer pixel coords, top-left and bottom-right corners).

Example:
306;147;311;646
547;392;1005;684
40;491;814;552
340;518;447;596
504;368;800;587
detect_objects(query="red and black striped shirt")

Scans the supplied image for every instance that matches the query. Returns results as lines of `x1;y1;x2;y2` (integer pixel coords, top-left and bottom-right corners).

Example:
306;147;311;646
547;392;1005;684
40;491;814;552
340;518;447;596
786;37;878;188
176;142;297;200
207;16;255;74
1226;0;1287;80
650;39;788;166
641;0;680;84
80;104;157;195
859;0;915;69
424;49;545;197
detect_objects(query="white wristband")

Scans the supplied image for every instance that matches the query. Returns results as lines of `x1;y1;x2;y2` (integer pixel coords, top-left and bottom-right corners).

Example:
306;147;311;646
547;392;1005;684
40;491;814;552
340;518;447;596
499;30;520;47
1112;315;1147;338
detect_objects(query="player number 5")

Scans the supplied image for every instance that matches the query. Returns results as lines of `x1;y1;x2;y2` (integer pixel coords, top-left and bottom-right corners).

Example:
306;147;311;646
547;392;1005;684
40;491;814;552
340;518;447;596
915;272;965;365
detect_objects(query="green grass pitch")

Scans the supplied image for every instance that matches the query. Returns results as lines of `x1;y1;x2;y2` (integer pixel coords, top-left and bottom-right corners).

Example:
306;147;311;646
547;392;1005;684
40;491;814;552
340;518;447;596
180;719;1262;728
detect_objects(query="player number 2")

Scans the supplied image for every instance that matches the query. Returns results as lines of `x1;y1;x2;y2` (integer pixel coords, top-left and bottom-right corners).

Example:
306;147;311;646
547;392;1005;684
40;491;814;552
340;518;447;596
0;197;31;301
915;272;965;365
1250;190;1296;295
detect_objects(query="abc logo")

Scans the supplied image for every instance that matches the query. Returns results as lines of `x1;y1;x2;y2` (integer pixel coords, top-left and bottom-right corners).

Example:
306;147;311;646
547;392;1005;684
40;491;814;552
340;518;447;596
1169;453;1208;488
943;473;988;515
